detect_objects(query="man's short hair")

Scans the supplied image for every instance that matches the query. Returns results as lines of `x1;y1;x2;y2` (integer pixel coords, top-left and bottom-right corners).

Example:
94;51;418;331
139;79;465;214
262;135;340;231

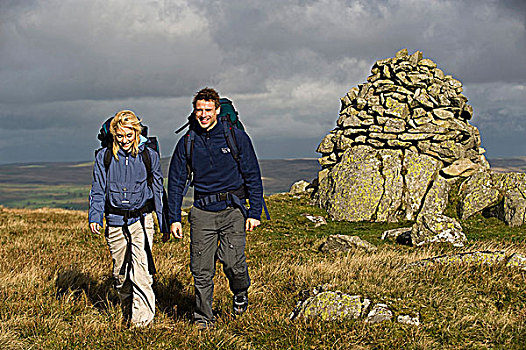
193;87;220;109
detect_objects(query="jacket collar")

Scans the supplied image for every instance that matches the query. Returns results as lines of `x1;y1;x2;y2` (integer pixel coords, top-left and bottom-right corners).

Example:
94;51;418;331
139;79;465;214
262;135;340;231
195;118;222;136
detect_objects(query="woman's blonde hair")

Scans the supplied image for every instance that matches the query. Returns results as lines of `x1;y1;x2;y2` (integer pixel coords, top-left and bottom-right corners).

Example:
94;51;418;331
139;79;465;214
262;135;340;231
109;110;142;160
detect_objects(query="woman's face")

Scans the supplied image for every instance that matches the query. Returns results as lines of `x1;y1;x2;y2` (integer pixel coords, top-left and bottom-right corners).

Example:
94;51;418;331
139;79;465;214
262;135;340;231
114;126;136;152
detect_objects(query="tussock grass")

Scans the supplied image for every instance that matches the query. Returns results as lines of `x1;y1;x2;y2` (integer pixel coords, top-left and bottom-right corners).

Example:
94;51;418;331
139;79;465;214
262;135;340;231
1;196;525;349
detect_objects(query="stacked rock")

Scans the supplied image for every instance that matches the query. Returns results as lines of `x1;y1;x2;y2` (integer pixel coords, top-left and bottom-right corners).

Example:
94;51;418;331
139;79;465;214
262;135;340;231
317;48;486;170
313;49;489;223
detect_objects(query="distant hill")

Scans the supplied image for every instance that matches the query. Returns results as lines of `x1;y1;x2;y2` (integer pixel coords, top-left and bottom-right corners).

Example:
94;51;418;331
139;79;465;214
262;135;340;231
487;156;526;173
0;157;524;210
2;156;524;186
0;158;321;209
0;158;320;192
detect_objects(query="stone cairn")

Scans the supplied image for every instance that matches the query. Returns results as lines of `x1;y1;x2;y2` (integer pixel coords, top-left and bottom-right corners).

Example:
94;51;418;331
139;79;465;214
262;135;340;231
313;49;526;232
313;49;489;224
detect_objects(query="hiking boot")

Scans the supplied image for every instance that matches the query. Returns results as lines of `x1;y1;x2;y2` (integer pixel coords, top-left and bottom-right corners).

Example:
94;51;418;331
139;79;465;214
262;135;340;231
233;293;248;315
195;320;214;332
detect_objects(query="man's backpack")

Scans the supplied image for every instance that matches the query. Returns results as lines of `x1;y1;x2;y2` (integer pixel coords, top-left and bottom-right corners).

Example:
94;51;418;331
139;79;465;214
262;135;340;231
96;117;171;241
175;97;244;134
176;98;270;220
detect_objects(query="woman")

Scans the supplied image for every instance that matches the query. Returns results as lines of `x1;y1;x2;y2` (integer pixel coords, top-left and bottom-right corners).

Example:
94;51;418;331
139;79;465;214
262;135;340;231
88;110;164;327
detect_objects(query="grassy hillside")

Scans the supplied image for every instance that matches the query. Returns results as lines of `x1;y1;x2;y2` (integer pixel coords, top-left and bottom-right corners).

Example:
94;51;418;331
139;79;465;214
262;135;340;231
1;194;525;349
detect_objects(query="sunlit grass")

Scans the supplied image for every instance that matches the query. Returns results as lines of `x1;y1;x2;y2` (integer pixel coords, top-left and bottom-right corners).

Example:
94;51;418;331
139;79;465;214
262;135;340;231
1;194;525;349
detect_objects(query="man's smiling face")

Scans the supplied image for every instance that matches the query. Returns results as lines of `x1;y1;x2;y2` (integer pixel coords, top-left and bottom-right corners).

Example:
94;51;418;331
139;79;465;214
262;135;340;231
194;99;220;131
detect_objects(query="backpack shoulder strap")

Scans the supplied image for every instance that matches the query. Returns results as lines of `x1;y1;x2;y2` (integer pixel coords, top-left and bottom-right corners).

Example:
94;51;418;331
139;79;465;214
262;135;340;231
141;147;153;188
219;118;271;221
103;147;112;173
100;148;113;208
184;130;195;171
221;116;239;162
182;130;195;195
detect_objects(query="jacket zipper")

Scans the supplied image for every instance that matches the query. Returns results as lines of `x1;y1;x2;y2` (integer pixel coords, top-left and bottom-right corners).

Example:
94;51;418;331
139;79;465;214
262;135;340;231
204;131;214;167
124;156;128;202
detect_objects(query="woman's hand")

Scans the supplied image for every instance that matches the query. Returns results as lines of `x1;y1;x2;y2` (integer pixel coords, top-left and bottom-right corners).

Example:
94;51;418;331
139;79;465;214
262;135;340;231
171;222;183;239
90;222;102;235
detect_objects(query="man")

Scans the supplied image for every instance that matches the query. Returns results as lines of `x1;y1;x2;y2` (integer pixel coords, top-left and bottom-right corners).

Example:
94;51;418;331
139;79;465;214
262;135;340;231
168;87;264;329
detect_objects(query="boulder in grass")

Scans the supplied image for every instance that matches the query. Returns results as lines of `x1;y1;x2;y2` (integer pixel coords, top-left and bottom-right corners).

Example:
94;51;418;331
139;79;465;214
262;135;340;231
365;303;393;324
319;234;377;253
411;214;466;247
381;227;411;241
289;180;313;195
458;171;500;220
290;291;367;322
492;172;526;227
301;213;327;227
397;314;420;326
506;253;526;271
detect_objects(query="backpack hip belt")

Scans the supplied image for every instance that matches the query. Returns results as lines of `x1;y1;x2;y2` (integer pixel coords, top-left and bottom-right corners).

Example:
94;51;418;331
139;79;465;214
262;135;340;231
105;198;155;220
194;186;246;202
193;190;249;218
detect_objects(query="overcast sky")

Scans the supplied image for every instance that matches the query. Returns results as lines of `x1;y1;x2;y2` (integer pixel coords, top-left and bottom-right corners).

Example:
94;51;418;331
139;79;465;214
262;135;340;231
1;0;525;164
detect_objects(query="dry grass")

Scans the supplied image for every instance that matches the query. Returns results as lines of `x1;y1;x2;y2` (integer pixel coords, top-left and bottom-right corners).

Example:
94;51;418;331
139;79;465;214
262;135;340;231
1;195;525;349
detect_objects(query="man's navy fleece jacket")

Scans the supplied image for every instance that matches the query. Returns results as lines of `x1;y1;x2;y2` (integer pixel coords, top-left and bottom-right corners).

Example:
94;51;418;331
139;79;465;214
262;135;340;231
167;119;264;223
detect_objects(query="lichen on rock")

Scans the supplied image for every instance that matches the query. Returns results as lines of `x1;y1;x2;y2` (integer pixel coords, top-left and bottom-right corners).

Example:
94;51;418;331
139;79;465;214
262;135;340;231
314;49;486;224
290;291;366;322
411;214;466;247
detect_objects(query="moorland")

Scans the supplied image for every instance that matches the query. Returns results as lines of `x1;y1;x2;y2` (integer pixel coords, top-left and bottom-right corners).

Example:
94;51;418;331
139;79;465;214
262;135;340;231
1;157;524;211
1;157;525;349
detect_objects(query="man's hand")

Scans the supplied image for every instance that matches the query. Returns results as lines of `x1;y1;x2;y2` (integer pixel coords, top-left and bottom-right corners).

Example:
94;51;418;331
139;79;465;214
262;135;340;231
90;222;102;235
245;218;260;232
171;222;183;239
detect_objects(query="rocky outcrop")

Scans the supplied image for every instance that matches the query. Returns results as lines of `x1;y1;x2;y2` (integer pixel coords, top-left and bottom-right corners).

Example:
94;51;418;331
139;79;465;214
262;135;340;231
460;171;526;227
313;49;525;228
314;49;487;223
404;251;526;271
290;286;417;326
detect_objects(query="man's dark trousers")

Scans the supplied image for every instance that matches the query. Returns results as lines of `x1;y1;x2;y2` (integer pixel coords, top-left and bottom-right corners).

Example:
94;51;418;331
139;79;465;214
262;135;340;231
188;206;251;324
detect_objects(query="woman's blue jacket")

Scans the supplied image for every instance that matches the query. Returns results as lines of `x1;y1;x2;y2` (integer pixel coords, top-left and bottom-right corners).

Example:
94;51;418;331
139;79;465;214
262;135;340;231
89;138;165;231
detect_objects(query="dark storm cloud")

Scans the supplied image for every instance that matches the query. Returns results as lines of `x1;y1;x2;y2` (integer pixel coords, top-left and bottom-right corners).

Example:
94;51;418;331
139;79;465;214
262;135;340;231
199;0;526;84
0;0;525;164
